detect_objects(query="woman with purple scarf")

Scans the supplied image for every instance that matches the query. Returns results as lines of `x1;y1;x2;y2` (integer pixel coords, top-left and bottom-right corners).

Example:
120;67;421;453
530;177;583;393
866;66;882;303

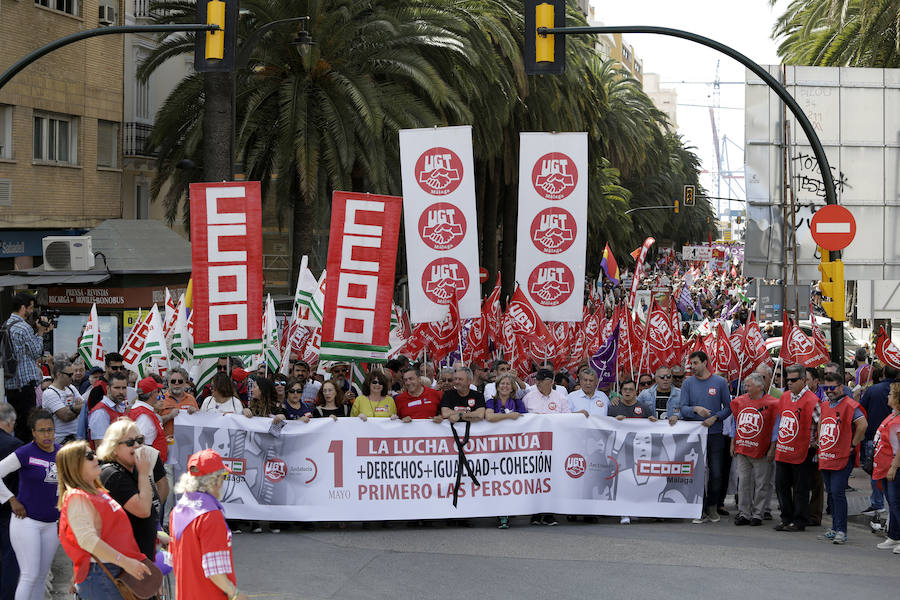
169;450;248;600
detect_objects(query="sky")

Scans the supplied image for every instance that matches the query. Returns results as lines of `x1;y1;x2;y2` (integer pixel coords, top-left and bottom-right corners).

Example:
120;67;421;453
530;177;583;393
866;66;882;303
592;0;784;219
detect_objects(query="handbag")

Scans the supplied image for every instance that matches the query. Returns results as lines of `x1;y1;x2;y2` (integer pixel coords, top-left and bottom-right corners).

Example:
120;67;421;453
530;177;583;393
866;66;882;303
94;556;163;600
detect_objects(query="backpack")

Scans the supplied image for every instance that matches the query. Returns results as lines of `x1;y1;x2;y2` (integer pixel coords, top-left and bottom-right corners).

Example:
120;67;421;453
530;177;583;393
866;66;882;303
0;321;17;379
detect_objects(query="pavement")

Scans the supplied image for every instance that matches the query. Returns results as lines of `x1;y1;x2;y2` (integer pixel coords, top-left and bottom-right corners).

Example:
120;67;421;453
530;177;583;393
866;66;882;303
229;469;899;600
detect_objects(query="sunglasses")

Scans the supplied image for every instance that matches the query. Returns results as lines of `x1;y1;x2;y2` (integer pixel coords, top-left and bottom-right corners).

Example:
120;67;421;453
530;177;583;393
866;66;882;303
673;375;685;379
118;436;145;447
108;365;126;371
169;379;184;384
786;377;801;383
821;384;837;391
639;381;653;386
289;388;304;394
657;375;672;380
216;365;228;372
370;381;383;385
84;451;96;461
61;371;75;377
275;381;286;386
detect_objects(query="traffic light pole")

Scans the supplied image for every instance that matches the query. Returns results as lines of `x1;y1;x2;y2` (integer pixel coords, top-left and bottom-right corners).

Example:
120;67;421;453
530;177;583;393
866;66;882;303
0;25;220;92
537;24;844;363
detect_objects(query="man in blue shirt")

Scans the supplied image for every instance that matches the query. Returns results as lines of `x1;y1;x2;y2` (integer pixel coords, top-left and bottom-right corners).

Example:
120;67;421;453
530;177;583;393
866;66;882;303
679;350;732;523
3;292;52;442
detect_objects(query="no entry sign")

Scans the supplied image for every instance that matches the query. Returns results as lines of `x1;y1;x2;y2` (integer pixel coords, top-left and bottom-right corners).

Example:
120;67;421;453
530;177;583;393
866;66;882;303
810;204;856;251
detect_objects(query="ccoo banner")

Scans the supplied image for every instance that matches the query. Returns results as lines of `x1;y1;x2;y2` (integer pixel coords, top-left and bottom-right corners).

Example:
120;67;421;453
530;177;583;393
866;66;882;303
189;182;263;357
515;133;588;322
399;126;480;323
320;191;403;363
173;413;708;521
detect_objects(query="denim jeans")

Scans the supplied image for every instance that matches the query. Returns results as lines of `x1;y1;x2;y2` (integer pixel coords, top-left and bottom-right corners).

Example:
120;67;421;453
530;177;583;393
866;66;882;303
75;563;125;600
822;453;855;534
705;433;727;511
883;477;900;541
864;441;884;509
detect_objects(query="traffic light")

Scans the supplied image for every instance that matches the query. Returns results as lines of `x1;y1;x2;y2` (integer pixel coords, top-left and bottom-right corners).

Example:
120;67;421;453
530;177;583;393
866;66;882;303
525;0;566;75
194;0;238;72
683;184;695;206
674;199;679;214
818;249;845;322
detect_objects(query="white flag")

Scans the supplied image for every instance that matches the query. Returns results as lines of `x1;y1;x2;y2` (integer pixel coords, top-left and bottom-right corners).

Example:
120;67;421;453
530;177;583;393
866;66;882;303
170;293;192;362
78;304;104;369
262;295;281;374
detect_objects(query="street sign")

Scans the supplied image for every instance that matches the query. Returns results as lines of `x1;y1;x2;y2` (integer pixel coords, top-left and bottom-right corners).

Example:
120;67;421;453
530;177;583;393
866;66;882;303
479;267;488;283
809;204;856;251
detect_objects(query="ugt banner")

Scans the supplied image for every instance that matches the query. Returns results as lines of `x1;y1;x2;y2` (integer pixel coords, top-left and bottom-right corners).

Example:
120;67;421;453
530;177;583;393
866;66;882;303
399;126;480;322
173;413;708;520
189;182;263;357
319;191;402;363
515;132;588;322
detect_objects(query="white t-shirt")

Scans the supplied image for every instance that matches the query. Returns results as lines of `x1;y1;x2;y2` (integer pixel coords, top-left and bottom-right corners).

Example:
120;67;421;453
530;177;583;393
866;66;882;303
130;400;162;445
200;396;244;414
42;383;81;443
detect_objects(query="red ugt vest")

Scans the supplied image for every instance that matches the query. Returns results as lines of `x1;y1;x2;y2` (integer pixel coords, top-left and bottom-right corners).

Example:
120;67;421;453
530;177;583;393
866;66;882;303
60;488;145;583
775;390;819;464
873;412;900;480
127;403;168;462
731;393;779;458
88;402;121;449
818;397;861;470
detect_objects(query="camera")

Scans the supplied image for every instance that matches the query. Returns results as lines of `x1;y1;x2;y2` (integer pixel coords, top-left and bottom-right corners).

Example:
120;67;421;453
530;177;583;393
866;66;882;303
36;307;61;328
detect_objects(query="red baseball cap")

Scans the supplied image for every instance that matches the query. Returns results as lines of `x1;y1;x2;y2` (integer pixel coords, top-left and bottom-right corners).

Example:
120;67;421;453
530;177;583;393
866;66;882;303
187;449;230;477
137;377;163;395
231;367;249;382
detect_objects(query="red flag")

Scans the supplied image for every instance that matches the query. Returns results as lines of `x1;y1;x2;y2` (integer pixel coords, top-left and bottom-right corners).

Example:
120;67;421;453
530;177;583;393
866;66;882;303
587;309;606;355
630;247;641;261
462;317;490;367
423;292;461;363
875;326;900;370
810;304;829;359
702;334;718;375
669;299;686;366
782;317;828;367
618;308;644;376
501;310;531;375
506;285;554;347
715;323;740;380
728;325;746;375
646;300;676;373
549;321;570;368
628;237;656;309
482;273;503;345
740;312;768;373
400;323;430;359
566;320;586;373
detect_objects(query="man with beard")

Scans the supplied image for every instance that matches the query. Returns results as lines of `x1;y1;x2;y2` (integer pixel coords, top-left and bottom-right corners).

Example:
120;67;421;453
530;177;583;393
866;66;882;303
637;366;681;423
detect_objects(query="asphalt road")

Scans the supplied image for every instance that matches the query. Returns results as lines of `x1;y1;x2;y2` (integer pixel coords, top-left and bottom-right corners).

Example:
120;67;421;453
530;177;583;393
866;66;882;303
230;473;899;600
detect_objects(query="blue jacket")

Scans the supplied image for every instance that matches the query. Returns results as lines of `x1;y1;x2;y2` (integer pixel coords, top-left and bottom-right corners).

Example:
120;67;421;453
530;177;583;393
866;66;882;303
860;378;897;440
636;384;681;418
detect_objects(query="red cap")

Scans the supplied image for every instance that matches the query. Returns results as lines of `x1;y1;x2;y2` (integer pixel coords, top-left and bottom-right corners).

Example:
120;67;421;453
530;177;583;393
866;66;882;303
231;367;249;382
137;376;163;395
187;449;230;477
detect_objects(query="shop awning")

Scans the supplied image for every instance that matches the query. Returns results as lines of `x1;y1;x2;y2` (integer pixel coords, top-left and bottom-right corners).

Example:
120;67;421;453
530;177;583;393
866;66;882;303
0;272;110;287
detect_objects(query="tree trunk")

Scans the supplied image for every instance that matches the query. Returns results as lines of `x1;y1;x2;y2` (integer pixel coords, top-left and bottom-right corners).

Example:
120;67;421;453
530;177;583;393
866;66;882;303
500;184;517;305
482;163;499;294
291;196;312;290
202;71;233;182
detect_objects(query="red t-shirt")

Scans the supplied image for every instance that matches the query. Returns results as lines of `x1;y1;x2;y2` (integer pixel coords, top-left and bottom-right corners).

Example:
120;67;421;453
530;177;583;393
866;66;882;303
171;510;236;599
873;413;900;480
395;387;442;420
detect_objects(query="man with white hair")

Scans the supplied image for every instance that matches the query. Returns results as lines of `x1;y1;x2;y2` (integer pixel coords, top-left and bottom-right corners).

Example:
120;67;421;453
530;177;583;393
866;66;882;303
730;372;779;526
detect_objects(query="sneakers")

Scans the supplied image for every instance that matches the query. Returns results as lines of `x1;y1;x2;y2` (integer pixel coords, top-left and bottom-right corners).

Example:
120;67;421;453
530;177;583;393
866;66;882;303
716;506;730;516
819;529;836;541
691;515;710;524
773;522;790;531
750;518;762;527
762;511;773;521
876;538;899;550
620;516;631;525
832;531;847;545
707;511;721;523
542;515;558;526
734;515;751;526
498;517;510;530
893;545;900;555
530;515;542;526
862;505;886;516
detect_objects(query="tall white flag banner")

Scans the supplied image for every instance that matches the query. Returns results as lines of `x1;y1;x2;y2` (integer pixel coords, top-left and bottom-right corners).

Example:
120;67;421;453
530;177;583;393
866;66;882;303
174;414;707;521
400;126;480;322
515;132;588;322
78;304;104;369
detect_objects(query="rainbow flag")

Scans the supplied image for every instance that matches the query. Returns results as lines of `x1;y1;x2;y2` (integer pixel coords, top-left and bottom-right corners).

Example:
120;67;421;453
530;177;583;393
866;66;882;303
601;243;620;286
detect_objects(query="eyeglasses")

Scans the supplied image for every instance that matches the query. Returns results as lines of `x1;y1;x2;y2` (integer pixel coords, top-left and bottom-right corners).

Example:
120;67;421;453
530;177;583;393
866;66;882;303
639;381;653;387
118;436;145;447
275;381;286;386
657;375;672;380
169;379;184;384
61;371;74;377
289;388;304;394
216;365;228;372
786;377;801;383
108;365;126;371
84;451;96;462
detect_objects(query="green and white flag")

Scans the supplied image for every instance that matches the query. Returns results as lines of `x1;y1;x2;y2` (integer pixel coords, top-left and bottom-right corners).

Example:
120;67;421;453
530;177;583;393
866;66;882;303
78;304;104;368
192;357;219;392
170;293;192;363
262;294;281;374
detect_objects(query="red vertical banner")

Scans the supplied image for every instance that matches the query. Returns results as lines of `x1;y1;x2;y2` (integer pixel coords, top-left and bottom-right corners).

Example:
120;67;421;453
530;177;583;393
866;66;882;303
189;182;263;357
319;191;402;363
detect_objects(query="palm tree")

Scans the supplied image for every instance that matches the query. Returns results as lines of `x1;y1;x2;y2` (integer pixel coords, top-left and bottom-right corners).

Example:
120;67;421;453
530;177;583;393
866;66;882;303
771;0;900;67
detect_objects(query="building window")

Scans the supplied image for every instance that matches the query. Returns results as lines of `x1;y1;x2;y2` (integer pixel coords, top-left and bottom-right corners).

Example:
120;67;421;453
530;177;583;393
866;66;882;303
135;181;149;219
35;0;79;17
97;120;119;168
0;105;11;159
134;48;152;122
33;113;78;164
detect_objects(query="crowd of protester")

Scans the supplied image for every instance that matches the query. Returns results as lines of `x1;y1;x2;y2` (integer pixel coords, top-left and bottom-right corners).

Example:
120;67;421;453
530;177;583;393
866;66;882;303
2;275;900;597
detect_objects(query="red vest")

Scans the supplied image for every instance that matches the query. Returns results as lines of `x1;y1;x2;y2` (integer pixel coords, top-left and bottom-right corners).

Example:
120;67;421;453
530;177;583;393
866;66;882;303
60;488;145;583
88;401;121;449
818;397;861;470
732;393;779;458
873;412;900;480
127;403;167;463
775;390;819;464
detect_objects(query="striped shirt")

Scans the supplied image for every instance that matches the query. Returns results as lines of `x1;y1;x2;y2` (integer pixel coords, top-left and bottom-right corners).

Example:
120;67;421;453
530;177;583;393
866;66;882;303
3;314;43;390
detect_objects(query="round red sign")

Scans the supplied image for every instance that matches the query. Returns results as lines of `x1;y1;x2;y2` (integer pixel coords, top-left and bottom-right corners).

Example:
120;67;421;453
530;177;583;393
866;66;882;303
531;152;578;201
418;202;466;250
421;257;470;305
529;207;577;254
564;453;586;478
810;204;856;251
527;261;574;307
415;147;464;196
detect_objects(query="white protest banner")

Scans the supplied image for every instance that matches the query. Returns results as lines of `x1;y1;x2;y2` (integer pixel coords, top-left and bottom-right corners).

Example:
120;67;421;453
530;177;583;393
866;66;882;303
189;182;263;357
515;132;588;322
399;126;480;322
173;413;707;521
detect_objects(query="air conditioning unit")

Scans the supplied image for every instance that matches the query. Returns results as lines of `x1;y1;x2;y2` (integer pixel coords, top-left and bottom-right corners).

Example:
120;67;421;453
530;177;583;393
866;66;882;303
98;2;116;26
42;236;95;271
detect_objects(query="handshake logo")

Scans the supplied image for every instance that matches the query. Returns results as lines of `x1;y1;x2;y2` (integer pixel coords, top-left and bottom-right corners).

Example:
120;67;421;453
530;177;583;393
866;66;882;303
532;153;578;200
530;208;576;254
419;204;465;250
422;258;468;305
415;148;463;196
528;262;573;306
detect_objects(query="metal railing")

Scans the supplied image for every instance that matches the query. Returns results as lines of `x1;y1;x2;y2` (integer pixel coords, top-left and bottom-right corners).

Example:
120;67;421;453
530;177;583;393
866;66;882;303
123;122;155;157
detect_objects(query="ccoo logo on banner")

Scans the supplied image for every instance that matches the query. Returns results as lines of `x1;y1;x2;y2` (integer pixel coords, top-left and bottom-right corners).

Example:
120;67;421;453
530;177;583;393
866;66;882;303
189;182;263;357
400;127;480;323
516;135;587;322
320;191;402;363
